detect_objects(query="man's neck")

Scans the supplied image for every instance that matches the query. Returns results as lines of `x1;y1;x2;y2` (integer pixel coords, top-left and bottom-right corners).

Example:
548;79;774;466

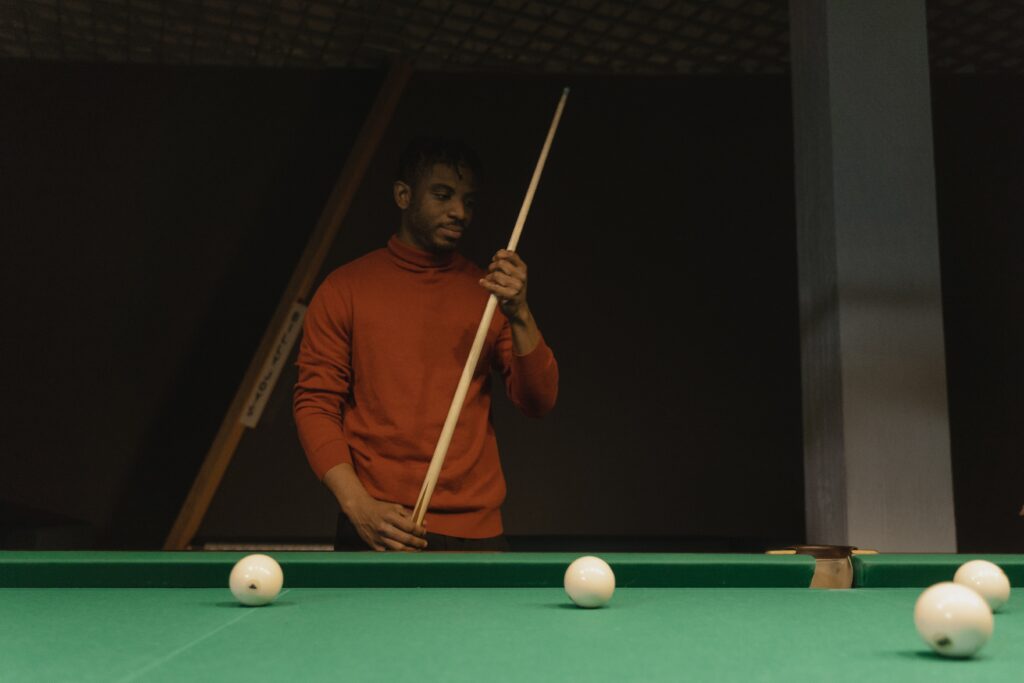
395;227;427;252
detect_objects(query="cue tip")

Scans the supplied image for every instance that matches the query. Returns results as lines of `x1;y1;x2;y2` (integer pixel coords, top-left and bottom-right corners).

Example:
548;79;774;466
562;86;570;96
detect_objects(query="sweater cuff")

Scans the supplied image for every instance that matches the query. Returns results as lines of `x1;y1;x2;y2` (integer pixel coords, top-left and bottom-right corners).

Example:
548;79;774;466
512;334;555;376
308;438;353;480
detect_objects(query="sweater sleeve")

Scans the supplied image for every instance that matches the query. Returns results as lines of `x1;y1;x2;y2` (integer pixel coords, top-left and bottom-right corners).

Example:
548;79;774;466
492;319;559;418
293;275;354;479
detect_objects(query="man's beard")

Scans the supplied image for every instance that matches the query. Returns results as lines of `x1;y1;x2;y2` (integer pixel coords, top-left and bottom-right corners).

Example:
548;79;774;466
412;213;463;252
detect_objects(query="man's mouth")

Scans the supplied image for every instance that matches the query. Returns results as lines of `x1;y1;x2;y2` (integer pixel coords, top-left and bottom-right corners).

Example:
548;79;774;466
437;225;463;240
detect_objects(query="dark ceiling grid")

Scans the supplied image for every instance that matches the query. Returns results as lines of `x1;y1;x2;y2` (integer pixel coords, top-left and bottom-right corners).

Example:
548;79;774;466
498;2;604;73
440;0;486;68
928;0;1024;73
465;1;536;71
621;3;690;74
240;0;271;65
9;3;35;60
56;0;66;59
420;1;545;72
461;1;695;74
339;3;369;64
313;1;342;63
162;0;184;62
278;0;311;62
188;0;212;65
0;0;791;72
632;0;785;73
298;2;332;60
1;0;1023;74
508;2;572;72
505;5;566;71
669;0;789;73
213;0;243;65
254;0;283;65
409;1;593;73
415;0;458;67
476;1;521;69
339;2;420;67
316;1;367;66
351;0;398;65
553;2;625;74
129;0;152;62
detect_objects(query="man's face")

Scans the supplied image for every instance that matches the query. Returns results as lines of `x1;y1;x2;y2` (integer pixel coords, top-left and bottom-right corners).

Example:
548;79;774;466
395;163;478;253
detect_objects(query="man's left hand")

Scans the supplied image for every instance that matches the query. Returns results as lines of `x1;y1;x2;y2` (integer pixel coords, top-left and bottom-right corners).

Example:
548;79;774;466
480;249;529;321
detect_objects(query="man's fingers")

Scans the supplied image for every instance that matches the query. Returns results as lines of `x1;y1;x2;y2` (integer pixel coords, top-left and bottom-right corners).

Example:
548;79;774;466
482;271;524;296
353;501;429;551
489;260;525;280
486;271;521;290
387;508;428;538
382;524;428;550
380;536;408;551
359;530;387;551
368;525;422;551
481;273;522;300
494;250;525;268
383;507;428;549
481;281;519;301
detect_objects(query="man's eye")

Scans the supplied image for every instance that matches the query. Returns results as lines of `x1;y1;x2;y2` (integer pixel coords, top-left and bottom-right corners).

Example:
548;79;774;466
434;193;451;200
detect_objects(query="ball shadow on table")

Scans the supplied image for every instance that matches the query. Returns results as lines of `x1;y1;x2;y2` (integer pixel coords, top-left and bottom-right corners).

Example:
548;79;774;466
891;650;988;663
209;600;298;609
542;602;623;611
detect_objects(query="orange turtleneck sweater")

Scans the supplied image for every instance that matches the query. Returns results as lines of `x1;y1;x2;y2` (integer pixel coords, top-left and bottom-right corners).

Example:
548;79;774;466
293;236;559;538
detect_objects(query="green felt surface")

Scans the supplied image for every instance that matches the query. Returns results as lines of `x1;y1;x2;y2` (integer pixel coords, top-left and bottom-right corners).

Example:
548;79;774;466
0;552;815;588
4;553;1023;681
854;554;1024;587
1;586;1021;682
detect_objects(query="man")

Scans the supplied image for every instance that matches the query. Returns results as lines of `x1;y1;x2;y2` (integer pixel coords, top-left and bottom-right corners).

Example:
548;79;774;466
293;138;559;551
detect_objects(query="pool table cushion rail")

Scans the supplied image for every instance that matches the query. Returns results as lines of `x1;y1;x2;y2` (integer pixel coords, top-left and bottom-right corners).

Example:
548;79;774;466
853;553;1023;587
0;551;815;588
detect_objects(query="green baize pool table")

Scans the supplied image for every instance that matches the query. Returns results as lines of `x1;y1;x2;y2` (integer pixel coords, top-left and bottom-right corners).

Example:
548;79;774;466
0;552;1021;682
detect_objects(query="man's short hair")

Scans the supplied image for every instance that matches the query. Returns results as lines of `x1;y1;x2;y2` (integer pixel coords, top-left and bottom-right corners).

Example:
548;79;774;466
398;137;483;187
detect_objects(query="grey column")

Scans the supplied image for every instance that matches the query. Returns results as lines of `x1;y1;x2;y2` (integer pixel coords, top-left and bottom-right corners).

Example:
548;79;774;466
789;0;956;551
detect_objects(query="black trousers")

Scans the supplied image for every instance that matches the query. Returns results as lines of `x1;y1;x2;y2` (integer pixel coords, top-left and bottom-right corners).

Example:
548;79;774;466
334;513;510;552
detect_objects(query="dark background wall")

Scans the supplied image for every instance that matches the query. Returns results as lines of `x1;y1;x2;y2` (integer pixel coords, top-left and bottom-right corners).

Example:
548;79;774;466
1;63;1021;551
0;64;378;546
932;77;1024;553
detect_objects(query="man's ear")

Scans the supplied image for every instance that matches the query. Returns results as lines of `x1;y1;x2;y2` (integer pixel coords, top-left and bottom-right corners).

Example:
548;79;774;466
393;181;411;209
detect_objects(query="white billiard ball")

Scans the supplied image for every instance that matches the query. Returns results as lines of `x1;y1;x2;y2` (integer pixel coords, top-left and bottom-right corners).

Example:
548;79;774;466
564;556;615;608
954;560;1011;612
229;554;283;606
914;582;993;658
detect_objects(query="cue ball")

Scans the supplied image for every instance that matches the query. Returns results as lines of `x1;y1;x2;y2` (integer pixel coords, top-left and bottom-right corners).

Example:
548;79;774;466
229;554;283;606
954;560;1011;612
564;556;615;608
914;582;993;658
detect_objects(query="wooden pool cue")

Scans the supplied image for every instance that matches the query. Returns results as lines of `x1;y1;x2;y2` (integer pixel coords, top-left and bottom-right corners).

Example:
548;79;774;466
411;87;570;528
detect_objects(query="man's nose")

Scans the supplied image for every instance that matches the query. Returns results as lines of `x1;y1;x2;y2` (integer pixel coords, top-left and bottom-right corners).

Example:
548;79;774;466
448;199;467;220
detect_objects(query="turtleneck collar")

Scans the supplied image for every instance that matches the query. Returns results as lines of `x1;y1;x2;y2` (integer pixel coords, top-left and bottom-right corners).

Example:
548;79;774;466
387;234;458;272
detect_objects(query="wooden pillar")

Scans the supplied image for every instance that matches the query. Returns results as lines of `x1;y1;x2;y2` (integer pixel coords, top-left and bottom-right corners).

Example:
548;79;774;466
789;1;957;551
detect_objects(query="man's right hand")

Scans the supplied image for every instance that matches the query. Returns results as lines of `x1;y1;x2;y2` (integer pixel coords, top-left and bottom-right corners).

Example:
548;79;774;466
345;496;428;552
323;462;428;551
